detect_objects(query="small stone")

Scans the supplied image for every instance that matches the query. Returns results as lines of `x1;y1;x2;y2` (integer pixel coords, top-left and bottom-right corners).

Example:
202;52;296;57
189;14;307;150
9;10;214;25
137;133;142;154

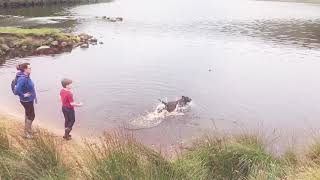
6;40;15;48
90;38;98;43
0;49;5;56
102;16;107;19
51;41;59;46
208;69;212;72
36;46;51;51
80;43;89;48
79;33;92;41
109;18;117;22
61;42;68;47
116;17;123;21
47;37;54;42
0;44;10;52
73;42;81;48
99;42;104;45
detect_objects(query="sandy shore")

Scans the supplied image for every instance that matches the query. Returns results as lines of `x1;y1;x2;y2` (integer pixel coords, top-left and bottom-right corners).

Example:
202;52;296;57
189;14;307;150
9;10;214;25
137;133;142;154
0;106;83;141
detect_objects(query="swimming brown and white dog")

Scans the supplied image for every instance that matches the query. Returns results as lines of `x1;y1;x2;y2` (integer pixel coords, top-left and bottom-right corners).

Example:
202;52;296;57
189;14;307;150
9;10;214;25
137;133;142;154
157;96;192;113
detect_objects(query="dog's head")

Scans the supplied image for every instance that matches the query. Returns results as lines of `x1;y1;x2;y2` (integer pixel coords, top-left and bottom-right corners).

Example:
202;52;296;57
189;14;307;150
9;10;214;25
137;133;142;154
181;96;192;103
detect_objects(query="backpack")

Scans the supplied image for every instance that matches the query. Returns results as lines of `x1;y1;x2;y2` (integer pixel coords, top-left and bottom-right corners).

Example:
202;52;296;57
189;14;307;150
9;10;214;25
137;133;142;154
11;76;18;95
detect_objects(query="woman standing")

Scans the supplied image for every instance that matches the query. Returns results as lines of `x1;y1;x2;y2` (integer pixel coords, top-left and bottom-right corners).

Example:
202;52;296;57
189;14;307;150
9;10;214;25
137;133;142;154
15;63;37;139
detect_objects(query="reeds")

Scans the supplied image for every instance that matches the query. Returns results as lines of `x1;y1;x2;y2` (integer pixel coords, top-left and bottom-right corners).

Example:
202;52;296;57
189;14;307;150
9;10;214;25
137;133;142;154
1;121;320;180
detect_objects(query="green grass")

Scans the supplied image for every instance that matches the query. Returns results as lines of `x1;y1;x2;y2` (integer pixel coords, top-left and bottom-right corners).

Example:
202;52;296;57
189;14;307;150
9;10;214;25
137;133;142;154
0;126;20;180
77;133;183;180
174;135;287;180
0;128;68;180
16;130;68;180
3;119;320;180
306;140;320;165
290;165;320;180
0;27;62;36
0;27;77;42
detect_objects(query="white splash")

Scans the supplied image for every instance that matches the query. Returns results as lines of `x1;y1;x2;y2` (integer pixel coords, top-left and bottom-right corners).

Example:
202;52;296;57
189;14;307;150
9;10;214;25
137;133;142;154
128;101;193;129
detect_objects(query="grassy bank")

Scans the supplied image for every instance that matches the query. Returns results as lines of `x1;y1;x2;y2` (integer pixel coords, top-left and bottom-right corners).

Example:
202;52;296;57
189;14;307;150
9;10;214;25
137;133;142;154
1;116;320;179
0;27;97;59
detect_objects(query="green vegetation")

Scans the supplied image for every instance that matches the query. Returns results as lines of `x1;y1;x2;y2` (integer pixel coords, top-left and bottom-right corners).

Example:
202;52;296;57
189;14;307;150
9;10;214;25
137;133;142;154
77;133;183;180
0;128;68;180
0;27;95;59
2;119;320;180
0;27;77;42
306;140;320;164
0;27;61;36
173;135;287;180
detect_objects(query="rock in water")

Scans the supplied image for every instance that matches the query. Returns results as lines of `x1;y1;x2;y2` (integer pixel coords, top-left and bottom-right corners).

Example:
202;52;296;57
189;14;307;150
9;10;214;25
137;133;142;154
36;46;51;51
47;37;54;42
51;41;59;46
6;40;16;48
61;42;68;47
90;38;98;43
116;17;123;21
0;49;5;56
0;44;10;52
80;43;89;48
79;33;92;42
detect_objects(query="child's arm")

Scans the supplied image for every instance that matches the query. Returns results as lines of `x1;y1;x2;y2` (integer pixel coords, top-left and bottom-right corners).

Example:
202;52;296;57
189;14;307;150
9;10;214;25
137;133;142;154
70;102;83;107
68;92;83;107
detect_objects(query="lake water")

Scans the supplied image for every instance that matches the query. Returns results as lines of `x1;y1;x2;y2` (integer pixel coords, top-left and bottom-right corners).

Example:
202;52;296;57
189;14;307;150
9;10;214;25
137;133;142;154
1;0;320;148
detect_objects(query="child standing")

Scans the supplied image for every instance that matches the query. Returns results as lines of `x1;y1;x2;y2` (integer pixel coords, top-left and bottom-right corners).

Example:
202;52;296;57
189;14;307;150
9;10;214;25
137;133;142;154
60;78;83;140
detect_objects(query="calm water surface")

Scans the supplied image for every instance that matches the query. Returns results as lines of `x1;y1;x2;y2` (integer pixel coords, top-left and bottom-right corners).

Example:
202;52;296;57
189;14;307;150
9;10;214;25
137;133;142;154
1;0;320;147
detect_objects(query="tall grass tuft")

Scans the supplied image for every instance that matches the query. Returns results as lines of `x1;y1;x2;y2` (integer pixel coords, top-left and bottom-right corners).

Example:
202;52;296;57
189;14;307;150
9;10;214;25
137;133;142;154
77;132;183;180
0;126;18;180
289;165;320;180
283;149;299;167
13;130;69;180
174;134;287;180
306;140;320;165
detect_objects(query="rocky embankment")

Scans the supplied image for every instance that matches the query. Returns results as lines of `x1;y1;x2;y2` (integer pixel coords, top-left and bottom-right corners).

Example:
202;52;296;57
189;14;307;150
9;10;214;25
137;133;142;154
0;0;109;8
0;28;99;59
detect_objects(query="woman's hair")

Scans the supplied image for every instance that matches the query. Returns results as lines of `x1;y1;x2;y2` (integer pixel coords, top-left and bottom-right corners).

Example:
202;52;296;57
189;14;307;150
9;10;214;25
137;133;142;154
61;78;73;88
16;63;30;72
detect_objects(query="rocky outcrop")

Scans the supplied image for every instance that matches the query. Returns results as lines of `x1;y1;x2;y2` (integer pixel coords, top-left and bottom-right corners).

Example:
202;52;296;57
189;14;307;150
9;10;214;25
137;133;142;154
0;29;99;60
0;0;111;8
